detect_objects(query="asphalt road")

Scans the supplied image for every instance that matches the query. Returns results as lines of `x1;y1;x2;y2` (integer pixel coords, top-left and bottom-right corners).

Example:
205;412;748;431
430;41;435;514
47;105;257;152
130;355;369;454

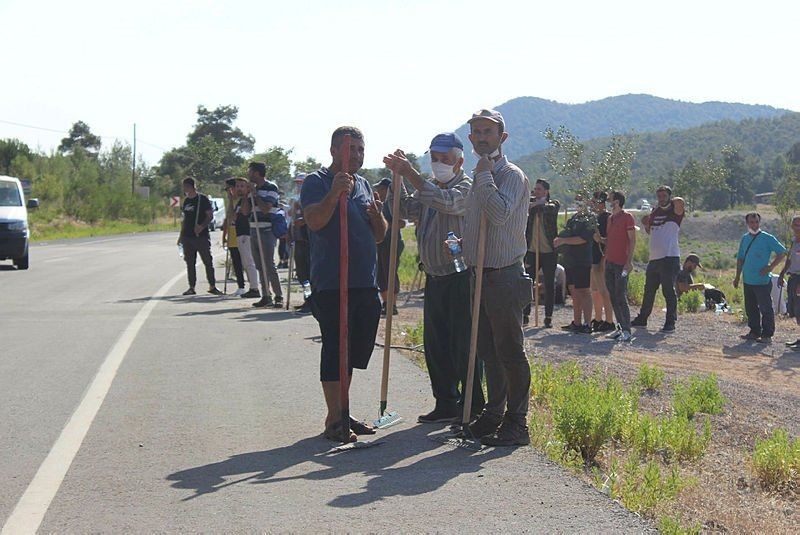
0;232;649;533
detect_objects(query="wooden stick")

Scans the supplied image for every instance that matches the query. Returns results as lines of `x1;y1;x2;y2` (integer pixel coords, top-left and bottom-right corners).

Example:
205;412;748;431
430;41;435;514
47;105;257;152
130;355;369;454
379;171;403;416
461;214;487;427
285;241;294;310
338;135;352;440
534;213;540;327
249;191;270;301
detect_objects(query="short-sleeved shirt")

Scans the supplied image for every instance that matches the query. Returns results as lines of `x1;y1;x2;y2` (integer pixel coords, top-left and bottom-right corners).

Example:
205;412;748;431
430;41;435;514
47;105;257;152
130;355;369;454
300;168;378;291
250;180;279;224
559;212;596;268
648;203;683;260
181;194;212;238
787;239;800;275
605;211;636;266
234;199;250;236
736;231;787;285
676;268;694;298
592;211;610;264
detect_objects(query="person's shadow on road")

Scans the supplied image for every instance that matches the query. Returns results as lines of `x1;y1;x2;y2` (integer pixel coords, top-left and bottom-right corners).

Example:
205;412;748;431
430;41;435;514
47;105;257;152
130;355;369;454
166;424;512;507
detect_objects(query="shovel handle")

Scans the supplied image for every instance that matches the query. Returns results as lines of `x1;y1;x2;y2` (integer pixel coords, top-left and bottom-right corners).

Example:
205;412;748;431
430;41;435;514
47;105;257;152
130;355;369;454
338;135;351;436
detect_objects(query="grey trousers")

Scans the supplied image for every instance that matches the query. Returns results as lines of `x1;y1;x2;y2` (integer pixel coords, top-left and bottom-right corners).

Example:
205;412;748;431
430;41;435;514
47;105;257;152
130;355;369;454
477;262;532;424
605;262;632;331
250;227;283;299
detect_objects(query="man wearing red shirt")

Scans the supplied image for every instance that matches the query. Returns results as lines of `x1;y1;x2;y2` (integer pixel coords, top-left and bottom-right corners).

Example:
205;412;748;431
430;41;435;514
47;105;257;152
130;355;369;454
601;191;637;342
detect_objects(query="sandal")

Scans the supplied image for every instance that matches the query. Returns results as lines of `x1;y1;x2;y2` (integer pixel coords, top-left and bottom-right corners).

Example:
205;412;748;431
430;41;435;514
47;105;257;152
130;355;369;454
349;417;376;435
324;423;357;444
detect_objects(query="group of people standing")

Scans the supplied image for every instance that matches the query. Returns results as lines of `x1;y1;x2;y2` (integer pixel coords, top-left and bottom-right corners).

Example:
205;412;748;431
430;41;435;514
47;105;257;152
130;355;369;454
176;108;797;448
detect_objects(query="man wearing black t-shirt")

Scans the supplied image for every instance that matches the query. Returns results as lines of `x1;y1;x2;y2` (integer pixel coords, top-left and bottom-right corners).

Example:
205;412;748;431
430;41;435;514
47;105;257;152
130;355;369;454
178;177;222;296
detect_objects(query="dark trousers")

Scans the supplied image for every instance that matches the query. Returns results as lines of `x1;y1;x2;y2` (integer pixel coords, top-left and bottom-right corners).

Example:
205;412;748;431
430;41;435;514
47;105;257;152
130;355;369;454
279;237;289;261
744;282;775;337
423;271;485;413
523;251;557;319
478;263;532;424
251;227;282;299
182;235;215;288
637;256;680;326
294;240;311;283
605;262;631;331
229;247;245;288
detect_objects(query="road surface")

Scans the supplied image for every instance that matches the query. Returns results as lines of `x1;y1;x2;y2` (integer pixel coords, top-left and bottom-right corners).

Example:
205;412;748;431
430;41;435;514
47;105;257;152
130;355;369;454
0;232;649;533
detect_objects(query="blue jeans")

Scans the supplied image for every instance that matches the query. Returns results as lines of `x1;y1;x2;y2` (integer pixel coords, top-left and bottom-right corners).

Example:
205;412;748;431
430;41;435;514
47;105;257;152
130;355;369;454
636;256;680;326
743;282;775;337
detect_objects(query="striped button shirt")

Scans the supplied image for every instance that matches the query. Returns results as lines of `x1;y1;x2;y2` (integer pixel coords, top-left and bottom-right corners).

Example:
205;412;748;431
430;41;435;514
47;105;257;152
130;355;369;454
463;156;530;269
395;170;472;277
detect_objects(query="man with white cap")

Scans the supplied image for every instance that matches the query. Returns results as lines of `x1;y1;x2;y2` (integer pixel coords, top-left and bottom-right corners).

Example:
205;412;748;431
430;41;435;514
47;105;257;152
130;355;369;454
464;109;532;447
384;132;485;424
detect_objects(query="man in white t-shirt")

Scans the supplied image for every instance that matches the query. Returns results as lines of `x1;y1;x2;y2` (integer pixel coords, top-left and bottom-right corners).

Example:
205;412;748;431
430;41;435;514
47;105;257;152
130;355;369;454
631;185;685;333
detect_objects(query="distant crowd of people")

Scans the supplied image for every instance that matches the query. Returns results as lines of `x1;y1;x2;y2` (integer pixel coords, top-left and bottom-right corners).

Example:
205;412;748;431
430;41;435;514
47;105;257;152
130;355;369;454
175;109;798;446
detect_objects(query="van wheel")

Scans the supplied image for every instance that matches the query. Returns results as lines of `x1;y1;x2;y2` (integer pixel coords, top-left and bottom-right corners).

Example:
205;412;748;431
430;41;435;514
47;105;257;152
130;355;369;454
14;252;29;270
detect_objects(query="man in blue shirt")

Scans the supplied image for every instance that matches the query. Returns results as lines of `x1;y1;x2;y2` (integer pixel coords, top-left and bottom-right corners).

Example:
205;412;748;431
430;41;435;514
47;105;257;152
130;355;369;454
733;212;787;343
300;126;388;443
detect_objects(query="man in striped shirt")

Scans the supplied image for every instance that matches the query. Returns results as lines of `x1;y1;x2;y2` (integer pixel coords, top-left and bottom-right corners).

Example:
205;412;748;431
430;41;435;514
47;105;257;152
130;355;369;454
463;109;532;447
384;133;485;425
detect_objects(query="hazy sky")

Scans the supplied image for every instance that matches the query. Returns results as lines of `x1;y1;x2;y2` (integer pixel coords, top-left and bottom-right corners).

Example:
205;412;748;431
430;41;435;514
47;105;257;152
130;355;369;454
1;0;796;169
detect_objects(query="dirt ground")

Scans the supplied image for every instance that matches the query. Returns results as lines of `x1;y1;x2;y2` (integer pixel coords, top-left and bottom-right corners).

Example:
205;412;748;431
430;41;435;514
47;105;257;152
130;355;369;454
383;291;799;533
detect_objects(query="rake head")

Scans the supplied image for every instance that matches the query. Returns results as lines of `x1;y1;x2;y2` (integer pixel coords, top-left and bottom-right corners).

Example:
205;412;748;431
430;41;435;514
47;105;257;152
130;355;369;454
429;426;483;452
373;411;403;429
326;440;384;454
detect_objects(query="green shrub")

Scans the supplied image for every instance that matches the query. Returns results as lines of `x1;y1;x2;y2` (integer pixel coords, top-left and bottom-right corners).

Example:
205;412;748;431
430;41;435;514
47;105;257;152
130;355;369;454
613;456;689;515
627;272;646;306
677;290;703;313
672;374;726;419
752;428;800;490
660;415;711;462
635;362;665;392
551;376;637;462
401;320;424;347
633;233;650;264
658;515;701;535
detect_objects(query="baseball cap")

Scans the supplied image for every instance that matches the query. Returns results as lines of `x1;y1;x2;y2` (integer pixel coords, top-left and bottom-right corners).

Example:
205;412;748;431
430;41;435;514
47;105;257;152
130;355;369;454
467;109;505;130
429;132;464;153
224;178;236;188
373;178;392;189
685;254;703;269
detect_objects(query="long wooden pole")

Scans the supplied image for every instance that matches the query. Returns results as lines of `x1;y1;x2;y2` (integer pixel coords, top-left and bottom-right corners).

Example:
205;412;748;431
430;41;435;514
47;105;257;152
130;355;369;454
338;135;352;440
534;213;540;327
379;171;403;416
461;214;487;429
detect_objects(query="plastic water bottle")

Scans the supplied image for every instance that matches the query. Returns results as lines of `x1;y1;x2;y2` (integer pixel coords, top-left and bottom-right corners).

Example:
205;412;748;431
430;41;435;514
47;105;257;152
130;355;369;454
446;231;466;273
302;280;312;299
177;243;184;258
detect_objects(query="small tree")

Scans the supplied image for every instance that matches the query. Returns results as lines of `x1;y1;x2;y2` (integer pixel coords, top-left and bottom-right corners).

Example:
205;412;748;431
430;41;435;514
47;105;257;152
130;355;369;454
59;121;101;157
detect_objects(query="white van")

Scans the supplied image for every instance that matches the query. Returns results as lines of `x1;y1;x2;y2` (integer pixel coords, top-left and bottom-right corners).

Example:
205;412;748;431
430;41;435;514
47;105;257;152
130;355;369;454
0;175;38;270
208;196;226;232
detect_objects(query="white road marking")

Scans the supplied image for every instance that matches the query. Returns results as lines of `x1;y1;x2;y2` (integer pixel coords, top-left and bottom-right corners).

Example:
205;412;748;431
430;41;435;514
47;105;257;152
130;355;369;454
43;257;68;263
1;270;184;535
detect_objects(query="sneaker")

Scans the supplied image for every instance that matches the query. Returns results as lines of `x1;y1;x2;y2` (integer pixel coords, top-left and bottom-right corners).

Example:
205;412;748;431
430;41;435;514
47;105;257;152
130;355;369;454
606;328;622;340
561;322;579;332
756;336;772;344
480;419;530;447
661;324;675;333
631;317;647;327
273;296;284;309
544;317;552;328
785;338;800;347
591;319;602;331
232;288;246;297
577;323;593;334
208;287;223;296
294;306;312;316
598;321;616;332
619;331;633;342
468;411;503;438
253;297;273;308
380;304;387;317
418;407;459;424
740;331;760;341
392;305;399;316
241;289;260;299
182;288;196;296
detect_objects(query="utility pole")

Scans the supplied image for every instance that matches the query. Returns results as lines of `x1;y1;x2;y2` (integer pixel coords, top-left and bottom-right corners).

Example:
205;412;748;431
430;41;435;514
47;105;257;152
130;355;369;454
132;123;137;195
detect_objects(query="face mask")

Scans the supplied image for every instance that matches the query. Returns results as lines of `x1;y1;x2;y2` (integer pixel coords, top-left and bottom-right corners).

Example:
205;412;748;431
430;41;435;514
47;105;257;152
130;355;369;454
473;147;501;159
431;161;456;183
748;227;760;235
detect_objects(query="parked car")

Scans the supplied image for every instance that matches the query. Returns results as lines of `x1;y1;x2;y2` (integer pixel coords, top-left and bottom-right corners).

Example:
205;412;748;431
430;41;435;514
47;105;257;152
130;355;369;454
208;197;226;232
638;199;652;211
0;175;38;270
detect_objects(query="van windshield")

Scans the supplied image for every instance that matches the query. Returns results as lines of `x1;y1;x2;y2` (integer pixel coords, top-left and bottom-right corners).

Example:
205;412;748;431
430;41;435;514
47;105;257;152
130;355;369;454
0;182;22;207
